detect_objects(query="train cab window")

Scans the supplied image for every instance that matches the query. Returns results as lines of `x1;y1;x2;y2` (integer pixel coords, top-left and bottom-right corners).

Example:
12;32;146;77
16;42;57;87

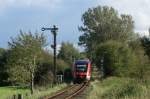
76;64;87;72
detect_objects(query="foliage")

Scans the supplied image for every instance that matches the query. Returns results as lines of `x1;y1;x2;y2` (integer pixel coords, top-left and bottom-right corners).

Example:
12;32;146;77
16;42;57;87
57;42;80;65
79;6;134;59
30;48;68;86
87;77;150;99
126;36;150;81
79;5;150;81
79;52;87;59
6;31;47;94
94;40;136;77
33;50;54;86
141;36;150;59
0;48;9;85
1;32;69;88
64;68;73;83
56;59;69;72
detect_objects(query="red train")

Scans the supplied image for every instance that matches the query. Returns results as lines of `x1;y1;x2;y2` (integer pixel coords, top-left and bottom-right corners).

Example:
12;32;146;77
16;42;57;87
72;59;91;83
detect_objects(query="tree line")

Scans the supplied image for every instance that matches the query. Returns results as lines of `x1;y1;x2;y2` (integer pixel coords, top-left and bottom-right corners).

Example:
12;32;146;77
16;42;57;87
79;5;150;81
0;31;81;94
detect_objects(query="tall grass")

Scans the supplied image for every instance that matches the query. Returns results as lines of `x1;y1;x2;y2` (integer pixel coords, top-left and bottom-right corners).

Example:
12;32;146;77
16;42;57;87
87;77;150;99
0;83;67;99
0;86;29;99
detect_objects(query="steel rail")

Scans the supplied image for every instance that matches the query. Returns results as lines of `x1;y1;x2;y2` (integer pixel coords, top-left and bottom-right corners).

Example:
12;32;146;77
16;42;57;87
65;82;89;99
44;82;89;99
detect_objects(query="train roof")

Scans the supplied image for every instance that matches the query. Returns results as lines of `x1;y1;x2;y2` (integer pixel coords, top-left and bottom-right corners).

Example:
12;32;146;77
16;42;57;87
75;59;90;64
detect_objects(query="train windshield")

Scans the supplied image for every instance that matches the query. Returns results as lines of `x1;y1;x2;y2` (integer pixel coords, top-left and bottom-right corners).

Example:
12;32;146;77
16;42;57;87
76;64;87;72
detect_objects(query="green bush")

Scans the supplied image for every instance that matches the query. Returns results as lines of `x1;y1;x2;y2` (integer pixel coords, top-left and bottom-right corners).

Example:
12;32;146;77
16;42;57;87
94;40;137;77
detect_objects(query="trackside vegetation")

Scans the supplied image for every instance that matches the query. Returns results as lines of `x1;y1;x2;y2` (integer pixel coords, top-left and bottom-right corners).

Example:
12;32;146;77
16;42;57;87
0;83;66;99
0;31;79;97
79;5;150;81
79;5;150;99
87;77;150;99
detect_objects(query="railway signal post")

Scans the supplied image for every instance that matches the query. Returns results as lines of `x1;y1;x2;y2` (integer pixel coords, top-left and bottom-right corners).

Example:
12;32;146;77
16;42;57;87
41;25;58;83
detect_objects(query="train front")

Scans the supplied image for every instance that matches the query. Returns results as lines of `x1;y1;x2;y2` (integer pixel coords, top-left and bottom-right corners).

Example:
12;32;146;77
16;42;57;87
73;60;91;83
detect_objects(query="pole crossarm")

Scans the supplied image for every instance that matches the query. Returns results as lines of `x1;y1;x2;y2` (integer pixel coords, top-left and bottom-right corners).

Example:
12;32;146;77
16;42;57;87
41;25;58;34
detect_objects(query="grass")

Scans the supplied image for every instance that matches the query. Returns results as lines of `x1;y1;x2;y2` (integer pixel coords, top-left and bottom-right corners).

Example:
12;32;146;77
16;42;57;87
0;86;29;99
87;77;150;99
0;83;67;99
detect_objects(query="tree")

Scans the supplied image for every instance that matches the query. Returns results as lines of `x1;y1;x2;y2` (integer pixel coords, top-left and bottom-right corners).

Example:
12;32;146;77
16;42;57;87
141;36;150;59
57;42;80;65
7;31;46;94
79;6;134;59
94;38;150;80
78;5;150;81
94;40;137;77
0;48;8;85
136;36;150;81
34;49;68;86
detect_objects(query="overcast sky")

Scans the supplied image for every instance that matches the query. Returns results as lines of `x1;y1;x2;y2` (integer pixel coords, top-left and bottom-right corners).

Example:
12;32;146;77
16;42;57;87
0;0;150;49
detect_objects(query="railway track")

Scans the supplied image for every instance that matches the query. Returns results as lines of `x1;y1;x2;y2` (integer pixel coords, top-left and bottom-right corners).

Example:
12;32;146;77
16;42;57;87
44;82;89;99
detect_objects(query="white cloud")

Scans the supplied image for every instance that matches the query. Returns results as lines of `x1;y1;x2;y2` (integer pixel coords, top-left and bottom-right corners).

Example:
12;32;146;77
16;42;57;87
0;0;62;11
96;0;150;35
73;43;85;52
0;0;13;10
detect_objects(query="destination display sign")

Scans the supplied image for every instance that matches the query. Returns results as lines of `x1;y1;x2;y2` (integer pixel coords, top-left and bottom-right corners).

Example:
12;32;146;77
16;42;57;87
76;65;87;67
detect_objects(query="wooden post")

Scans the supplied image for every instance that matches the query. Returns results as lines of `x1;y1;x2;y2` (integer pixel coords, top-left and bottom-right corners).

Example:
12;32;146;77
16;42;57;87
18;94;23;99
13;94;16;99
